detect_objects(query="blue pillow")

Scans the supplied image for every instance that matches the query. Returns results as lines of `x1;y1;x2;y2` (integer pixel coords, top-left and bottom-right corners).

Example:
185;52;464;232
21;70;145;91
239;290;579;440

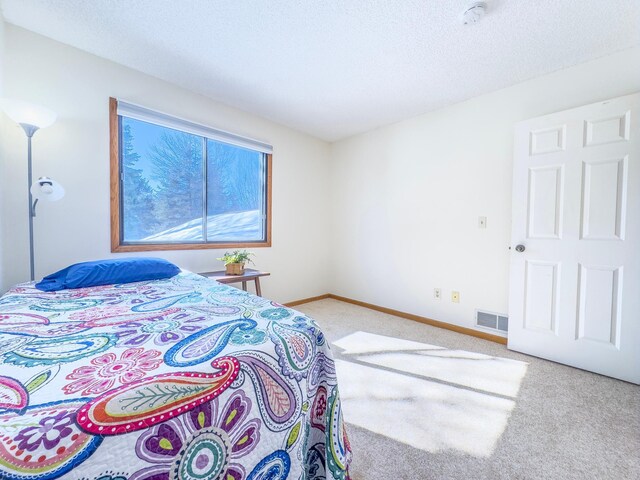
35;257;180;292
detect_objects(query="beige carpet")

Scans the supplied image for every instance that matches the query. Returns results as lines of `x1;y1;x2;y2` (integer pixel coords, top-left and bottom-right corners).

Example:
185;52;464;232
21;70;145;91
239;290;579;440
295;299;640;480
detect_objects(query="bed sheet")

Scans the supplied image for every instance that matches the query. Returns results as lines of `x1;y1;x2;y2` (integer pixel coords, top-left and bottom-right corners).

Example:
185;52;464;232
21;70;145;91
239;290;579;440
0;272;351;480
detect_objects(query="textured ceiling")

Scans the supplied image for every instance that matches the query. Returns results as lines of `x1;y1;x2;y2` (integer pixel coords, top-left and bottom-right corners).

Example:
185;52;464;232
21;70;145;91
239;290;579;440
1;0;639;141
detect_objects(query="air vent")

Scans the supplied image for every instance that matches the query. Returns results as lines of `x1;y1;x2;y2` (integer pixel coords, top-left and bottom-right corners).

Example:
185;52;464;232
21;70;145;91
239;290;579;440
476;310;508;333
497;315;508;332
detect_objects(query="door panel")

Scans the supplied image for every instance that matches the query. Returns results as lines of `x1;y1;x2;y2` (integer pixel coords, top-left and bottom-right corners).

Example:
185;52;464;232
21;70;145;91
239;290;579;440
584;111;630;147
528;165;564;239
581;157;627;240
530;125;567;155
523;261;559;334
508;93;639;384
576;264;622;346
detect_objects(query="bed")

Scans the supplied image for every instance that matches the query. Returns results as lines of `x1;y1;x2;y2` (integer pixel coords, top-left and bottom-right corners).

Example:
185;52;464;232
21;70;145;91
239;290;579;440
0;271;351;480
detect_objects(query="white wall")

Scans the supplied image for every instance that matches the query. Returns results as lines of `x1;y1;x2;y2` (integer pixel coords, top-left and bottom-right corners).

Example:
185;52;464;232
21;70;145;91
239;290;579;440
0;25;332;303
0;14;5;288
2;24;639;335
329;47;640;333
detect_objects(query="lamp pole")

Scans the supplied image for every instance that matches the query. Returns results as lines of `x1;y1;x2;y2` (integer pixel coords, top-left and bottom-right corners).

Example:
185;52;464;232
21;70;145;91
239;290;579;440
21;123;39;281
0;99;58;283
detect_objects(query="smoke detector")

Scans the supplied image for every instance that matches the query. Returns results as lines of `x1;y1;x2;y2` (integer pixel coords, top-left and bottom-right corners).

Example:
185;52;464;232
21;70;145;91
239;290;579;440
461;2;487;25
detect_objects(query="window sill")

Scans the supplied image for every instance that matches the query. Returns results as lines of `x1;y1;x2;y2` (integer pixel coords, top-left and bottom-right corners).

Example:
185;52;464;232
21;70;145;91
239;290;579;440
111;240;272;253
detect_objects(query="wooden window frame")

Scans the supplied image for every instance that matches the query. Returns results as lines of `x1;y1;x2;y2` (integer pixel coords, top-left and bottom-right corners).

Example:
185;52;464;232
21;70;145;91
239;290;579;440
109;97;272;252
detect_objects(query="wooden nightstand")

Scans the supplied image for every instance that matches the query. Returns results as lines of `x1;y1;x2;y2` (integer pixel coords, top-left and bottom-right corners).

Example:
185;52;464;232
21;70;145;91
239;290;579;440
199;269;271;296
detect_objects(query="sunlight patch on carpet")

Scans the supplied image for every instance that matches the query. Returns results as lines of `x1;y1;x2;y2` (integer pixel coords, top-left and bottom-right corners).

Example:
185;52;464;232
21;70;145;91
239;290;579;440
333;331;527;397
333;331;529;457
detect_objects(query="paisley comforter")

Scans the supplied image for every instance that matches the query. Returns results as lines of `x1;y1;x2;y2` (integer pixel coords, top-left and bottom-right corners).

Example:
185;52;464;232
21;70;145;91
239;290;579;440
0;272;351;480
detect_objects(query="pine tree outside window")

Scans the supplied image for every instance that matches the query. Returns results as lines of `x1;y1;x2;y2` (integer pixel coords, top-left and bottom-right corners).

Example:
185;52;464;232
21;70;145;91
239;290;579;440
110;98;272;252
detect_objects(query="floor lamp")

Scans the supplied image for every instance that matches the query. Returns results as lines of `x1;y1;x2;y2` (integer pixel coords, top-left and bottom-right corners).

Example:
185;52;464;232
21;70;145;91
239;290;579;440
0;99;65;281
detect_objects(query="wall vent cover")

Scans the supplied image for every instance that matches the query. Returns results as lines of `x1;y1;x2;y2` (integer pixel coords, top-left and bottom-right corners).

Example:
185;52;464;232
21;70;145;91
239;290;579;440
476;310;508;332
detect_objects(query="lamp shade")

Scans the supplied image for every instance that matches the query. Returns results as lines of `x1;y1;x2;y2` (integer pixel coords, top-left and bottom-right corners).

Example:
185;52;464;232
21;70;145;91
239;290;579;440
0;98;57;129
30;177;65;202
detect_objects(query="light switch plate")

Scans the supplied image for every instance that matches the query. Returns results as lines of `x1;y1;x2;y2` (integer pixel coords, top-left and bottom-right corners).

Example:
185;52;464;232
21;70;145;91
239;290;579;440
478;216;487;228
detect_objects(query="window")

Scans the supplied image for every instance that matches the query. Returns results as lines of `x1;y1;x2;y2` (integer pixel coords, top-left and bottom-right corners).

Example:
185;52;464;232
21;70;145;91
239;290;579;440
110;98;272;252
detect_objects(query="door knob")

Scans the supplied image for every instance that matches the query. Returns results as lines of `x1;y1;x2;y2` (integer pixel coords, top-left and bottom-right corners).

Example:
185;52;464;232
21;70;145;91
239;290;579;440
515;244;526;252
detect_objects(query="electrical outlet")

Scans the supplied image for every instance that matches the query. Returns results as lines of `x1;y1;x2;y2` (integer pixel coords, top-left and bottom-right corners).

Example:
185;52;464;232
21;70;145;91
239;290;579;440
434;288;441;299
478;216;487;228
451;291;460;303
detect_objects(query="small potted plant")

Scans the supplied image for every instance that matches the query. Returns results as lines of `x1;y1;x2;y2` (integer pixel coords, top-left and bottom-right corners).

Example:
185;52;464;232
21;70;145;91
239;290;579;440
217;250;254;275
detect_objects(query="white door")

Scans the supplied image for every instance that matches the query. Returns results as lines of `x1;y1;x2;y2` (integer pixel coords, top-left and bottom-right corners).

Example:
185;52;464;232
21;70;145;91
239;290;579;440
508;93;640;384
